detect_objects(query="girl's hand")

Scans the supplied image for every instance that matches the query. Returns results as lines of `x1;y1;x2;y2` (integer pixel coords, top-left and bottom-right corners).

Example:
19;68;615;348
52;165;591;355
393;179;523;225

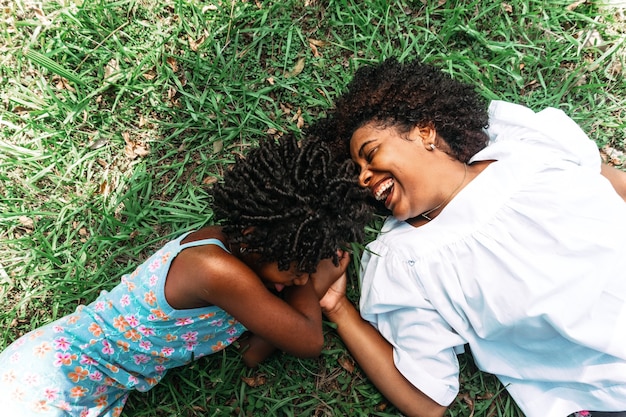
310;250;350;299
319;271;347;317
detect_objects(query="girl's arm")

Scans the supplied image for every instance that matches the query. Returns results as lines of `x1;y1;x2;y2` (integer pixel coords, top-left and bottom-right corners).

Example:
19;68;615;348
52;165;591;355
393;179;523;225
601;163;626;202
238;332;278;368
320;275;447;417
197;249;324;359
239;252;351;367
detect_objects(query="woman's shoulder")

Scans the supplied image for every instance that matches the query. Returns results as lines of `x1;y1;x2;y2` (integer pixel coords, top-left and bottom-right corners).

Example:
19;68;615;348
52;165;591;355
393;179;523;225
484;100;600;169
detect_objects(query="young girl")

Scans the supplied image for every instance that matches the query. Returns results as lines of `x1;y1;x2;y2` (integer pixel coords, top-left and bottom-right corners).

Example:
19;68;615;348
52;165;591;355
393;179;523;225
314;58;626;417
0;136;372;417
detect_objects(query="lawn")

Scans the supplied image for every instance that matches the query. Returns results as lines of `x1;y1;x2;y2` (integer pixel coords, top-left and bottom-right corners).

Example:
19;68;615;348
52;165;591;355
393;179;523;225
1;0;625;416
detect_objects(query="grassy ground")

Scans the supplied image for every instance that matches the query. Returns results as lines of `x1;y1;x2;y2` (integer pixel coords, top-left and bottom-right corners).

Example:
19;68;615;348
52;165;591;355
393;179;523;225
1;0;625;416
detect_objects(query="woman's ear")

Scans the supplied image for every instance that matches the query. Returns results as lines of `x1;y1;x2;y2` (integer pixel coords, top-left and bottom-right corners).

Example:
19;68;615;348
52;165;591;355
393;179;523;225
410;124;438;150
242;226;255;236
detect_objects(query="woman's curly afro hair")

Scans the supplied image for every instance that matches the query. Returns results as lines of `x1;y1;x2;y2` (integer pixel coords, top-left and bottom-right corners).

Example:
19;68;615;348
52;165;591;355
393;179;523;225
211;135;372;273
309;57;490;163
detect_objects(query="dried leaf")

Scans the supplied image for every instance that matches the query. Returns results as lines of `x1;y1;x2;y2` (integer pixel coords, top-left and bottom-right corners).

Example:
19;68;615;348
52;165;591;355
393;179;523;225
89;138;109;150
582;29;605;48
291;108;304;129
567;0;587;11
241;374;267;387
18;216;34;230
280;102;292;115
202;176;218;185
98;180;111;196
52;75;76;92
123;131;150;159
308;39;327;58
188;35;206;52
126;143;149;159
143;70;157;80
337;355;355;373
601;145;625;166
266;76;275;85
458;393;475;417
32;5;51;25
167;86;177;100
374;402;388;412
166;57;179;72
309;42;321;58
213;140;223;154
284;57;305;78
105;58;119;79
308;38;328;47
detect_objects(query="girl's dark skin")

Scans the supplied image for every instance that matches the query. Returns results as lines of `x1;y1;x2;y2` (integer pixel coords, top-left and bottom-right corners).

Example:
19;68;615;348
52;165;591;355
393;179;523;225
164;226;349;367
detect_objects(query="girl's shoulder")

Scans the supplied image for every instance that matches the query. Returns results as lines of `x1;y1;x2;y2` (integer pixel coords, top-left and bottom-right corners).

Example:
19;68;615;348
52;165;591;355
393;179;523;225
164;227;252;309
180;226;228;246
175;227;245;280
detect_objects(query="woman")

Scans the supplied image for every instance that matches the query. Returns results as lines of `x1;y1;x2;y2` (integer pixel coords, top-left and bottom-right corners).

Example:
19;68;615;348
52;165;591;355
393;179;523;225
315;58;626;417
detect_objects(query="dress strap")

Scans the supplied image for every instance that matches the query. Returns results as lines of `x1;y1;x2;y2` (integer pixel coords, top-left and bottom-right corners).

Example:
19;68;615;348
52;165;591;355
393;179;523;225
180;237;230;253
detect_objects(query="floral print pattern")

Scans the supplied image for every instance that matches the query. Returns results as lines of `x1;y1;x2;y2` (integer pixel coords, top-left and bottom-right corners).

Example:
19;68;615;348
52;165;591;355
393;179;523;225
0;235;245;416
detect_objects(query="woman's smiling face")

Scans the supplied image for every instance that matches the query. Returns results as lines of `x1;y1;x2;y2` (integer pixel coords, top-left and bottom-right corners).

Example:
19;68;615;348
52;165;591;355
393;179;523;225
350;122;439;222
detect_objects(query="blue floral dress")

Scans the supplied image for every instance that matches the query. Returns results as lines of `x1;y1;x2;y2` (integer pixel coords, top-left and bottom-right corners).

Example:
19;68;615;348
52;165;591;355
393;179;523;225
0;233;246;416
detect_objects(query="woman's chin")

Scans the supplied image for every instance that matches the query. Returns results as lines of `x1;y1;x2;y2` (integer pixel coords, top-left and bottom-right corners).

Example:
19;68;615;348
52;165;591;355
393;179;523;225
390;209;408;221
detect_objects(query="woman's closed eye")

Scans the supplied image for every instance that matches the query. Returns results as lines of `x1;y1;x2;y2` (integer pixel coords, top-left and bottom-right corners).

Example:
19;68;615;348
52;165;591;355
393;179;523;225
365;147;378;163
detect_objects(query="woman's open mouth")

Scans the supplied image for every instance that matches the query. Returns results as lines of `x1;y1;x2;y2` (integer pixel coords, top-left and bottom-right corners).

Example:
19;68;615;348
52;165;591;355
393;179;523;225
373;178;394;207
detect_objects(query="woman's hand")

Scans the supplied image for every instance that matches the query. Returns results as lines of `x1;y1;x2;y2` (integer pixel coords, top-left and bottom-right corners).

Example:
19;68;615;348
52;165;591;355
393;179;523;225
319;274;447;417
319;271;348;316
601;163;626;202
310;250;350;299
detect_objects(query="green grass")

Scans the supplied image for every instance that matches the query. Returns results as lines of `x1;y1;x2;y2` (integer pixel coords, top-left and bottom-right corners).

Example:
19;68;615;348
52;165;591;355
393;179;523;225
1;0;624;416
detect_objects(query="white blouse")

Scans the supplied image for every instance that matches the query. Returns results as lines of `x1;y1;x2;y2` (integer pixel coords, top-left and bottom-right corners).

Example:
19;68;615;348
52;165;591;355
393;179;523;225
358;100;626;417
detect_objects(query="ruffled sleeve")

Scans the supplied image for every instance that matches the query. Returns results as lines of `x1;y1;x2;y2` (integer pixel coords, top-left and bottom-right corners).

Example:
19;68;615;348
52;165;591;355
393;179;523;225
482;100;601;170
359;233;466;406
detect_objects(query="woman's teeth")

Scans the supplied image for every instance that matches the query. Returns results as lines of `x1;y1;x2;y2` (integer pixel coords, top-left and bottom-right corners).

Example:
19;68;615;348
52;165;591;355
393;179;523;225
374;179;394;201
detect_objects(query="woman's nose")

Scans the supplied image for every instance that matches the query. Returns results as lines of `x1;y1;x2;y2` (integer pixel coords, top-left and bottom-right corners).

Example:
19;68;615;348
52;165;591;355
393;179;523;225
358;166;372;187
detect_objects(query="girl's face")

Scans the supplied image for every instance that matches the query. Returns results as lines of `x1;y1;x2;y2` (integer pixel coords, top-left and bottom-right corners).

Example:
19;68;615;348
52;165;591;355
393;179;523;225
256;261;309;293
350;122;440;222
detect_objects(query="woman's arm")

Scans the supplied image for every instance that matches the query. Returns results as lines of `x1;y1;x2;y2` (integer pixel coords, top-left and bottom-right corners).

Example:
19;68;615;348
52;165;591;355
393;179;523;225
321;275;447;417
601;163;626;202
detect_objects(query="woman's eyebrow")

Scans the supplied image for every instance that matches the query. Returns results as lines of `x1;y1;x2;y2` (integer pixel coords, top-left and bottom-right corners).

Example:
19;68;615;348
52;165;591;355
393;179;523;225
358;139;376;158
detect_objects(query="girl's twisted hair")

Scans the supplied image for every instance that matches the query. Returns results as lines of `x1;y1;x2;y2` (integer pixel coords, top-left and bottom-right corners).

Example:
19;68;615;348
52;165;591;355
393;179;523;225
212;135;371;273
